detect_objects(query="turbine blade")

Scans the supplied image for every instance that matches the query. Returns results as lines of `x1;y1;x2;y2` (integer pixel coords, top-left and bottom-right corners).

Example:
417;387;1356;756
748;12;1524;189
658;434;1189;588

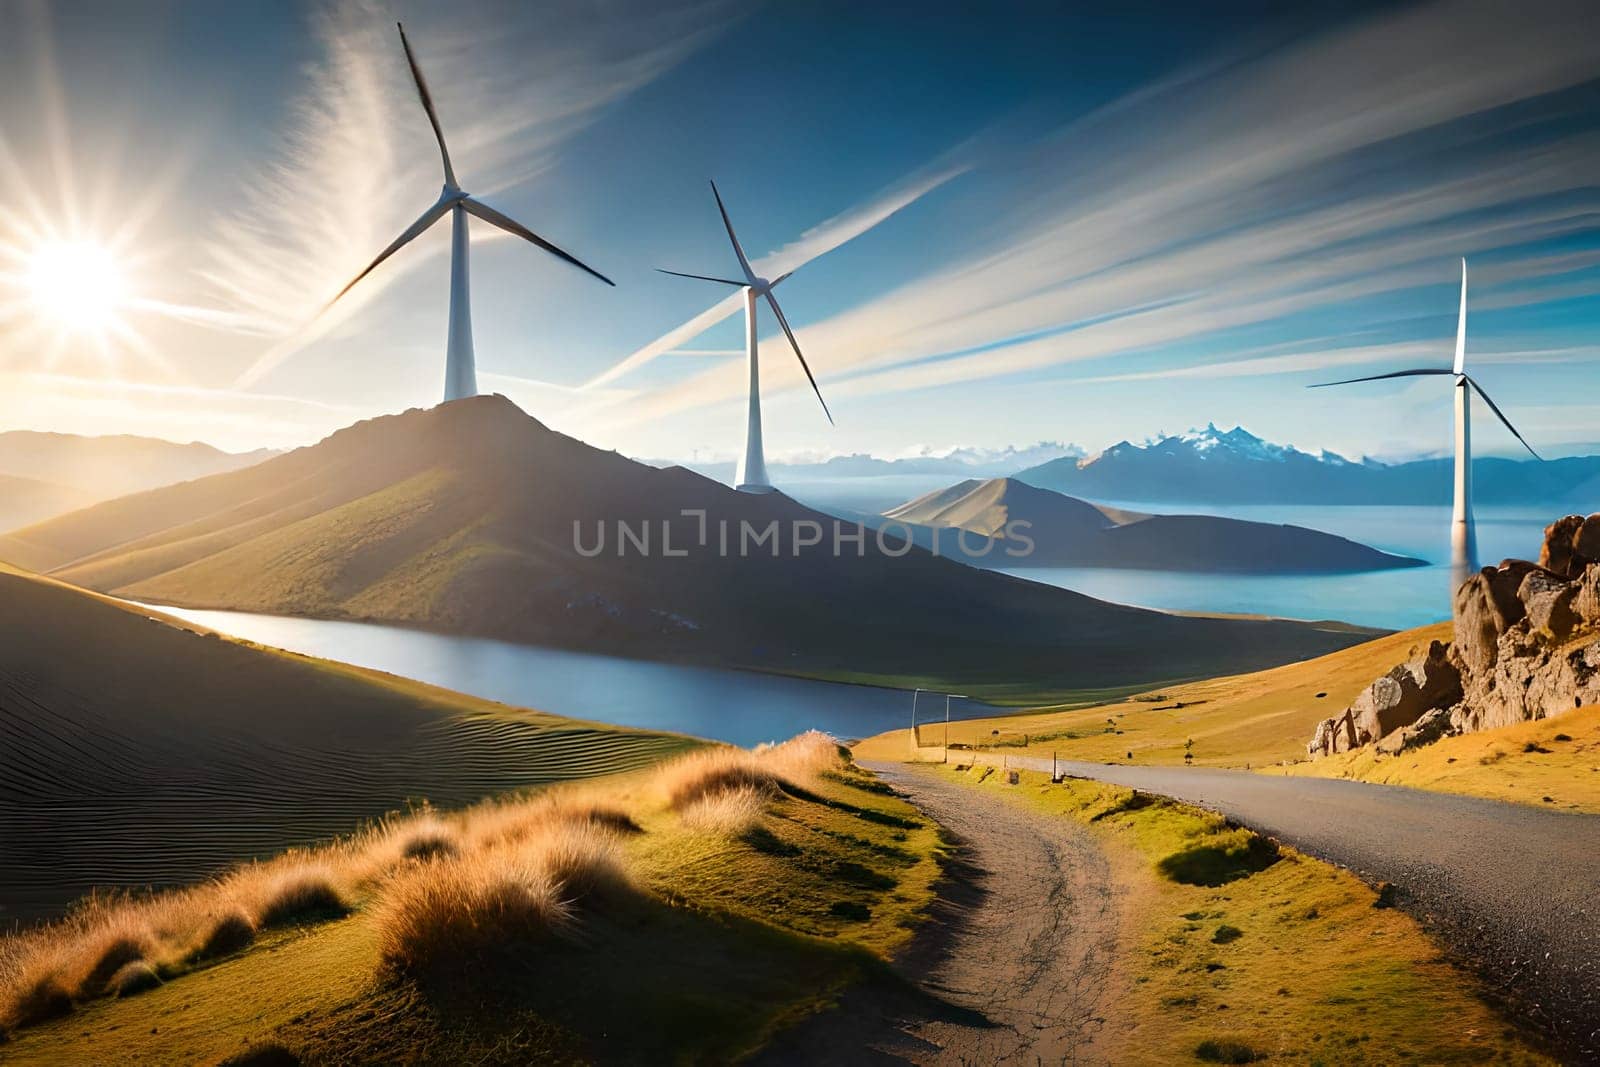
462;196;615;286
1454;258;1468;376
326;199;451;309
769;271;794;288
1466;376;1540;460
656;268;746;287
709;179;756;282
1308;368;1454;388
396;23;456;188
764;289;833;425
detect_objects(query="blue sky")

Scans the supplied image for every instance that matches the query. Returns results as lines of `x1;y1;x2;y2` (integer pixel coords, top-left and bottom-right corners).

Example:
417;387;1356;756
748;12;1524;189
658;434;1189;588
0;0;1597;465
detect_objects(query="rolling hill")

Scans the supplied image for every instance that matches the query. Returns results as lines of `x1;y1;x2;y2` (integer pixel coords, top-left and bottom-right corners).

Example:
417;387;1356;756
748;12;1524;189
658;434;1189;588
0;430;274;530
1017;423;1600;507
0;396;1373;693
882;477;1424;572
0;563;693;923
0;474;94;532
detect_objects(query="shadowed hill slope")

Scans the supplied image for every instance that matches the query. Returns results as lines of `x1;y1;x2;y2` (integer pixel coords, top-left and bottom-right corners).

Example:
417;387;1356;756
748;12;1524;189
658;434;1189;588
0;564;692;923
0;396;1374;691
884;477;1423;573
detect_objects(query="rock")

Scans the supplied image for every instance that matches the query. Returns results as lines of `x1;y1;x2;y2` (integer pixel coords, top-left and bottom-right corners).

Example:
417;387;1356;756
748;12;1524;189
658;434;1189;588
1307;709;1362;757
1575;566;1600;627
1540;515;1584;578
1307;718;1333;758
1311;516;1600;758
1455;562;1534;671
1519;569;1579;641
1576;515;1600;567
1376;707;1457;755
1344;643;1462;750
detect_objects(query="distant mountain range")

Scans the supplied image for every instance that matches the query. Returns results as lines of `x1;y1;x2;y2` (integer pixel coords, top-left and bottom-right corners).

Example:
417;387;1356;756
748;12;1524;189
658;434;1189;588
667;441;1084;485
0;430;276;531
0;396;1369;694
882;478;1423;573
1016;424;1600;507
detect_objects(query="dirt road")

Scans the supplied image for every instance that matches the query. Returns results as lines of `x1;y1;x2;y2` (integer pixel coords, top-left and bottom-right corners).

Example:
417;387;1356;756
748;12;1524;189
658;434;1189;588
760;762;1122;1065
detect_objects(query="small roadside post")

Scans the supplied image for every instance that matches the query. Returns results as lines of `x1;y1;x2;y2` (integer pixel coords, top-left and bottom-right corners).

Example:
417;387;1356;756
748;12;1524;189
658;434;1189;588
943;693;966;763
909;687;925;754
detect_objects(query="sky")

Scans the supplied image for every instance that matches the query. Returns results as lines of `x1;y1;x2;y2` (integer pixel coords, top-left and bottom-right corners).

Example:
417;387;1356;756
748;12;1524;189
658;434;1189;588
0;0;1597;465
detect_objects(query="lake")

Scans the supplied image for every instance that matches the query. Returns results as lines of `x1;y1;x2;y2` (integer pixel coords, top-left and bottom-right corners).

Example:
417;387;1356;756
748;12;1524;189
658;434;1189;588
145;605;958;747
1006;503;1554;630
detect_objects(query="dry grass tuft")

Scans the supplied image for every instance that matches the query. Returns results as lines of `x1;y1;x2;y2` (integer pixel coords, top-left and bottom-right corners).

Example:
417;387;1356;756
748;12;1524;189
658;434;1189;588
69;927;153;998
253;868;350;929
109;960;161;998
524;823;635;906
4;967;73;1028
660;749;785;813
393;816;460;863
757;730;845;783
678;786;770;836
375;849;572;982
188;910;256;962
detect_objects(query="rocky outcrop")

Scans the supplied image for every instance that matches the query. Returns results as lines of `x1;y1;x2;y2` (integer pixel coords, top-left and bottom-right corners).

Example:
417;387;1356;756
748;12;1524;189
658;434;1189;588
1308;514;1600;758
1307;641;1460;755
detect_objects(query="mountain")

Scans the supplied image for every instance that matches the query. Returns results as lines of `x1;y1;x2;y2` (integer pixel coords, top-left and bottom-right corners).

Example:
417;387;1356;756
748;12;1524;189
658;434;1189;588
0;396;1371;693
1017;423;1600;507
664;441;1085;485
883;478;1425;573
0;430;275;529
0;561;688;921
0;473;95;532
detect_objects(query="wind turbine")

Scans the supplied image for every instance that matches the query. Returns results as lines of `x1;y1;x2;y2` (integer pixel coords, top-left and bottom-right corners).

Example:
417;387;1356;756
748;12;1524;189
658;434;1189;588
658;181;832;493
1312;259;1539;598
328;23;614;404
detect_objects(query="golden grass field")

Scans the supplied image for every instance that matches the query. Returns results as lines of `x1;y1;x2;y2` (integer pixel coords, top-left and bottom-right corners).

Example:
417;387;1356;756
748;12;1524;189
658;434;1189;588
1285;704;1600;812
857;623;1453;768
933;764;1549;1065
858;619;1600;814
1;734;947;1063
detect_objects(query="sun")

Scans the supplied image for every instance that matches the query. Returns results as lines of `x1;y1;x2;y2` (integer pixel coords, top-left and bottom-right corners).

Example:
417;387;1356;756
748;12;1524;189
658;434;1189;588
26;239;127;334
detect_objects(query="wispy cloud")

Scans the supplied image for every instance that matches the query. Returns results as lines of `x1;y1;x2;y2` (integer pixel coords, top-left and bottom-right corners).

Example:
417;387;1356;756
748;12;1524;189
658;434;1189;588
582;156;973;391
602;0;1600;426
209;0;734;388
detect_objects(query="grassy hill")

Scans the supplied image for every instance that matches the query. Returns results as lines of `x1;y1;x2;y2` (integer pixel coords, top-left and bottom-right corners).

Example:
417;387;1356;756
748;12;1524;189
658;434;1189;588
856;622;1453;767
0;563;692;924
0;474;93;534
883;476;1423;573
0;395;1374;694
0;430;272;516
1;735;947;1063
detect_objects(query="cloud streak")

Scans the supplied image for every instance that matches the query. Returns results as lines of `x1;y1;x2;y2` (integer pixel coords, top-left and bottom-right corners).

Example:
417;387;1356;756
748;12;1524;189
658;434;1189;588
209;0;733;388
602;0;1600;428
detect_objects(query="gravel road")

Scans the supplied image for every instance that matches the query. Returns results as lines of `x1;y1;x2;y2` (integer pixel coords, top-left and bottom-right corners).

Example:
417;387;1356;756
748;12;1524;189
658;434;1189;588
973;752;1600;1061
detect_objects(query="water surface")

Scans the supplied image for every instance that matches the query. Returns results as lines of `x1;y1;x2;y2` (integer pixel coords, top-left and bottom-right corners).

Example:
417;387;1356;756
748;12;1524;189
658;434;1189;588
149;605;953;747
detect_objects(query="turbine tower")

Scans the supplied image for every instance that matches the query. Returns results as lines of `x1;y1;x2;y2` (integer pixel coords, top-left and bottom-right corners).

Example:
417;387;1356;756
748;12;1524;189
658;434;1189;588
658;181;832;493
1313;260;1539;600
329;23;614;403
